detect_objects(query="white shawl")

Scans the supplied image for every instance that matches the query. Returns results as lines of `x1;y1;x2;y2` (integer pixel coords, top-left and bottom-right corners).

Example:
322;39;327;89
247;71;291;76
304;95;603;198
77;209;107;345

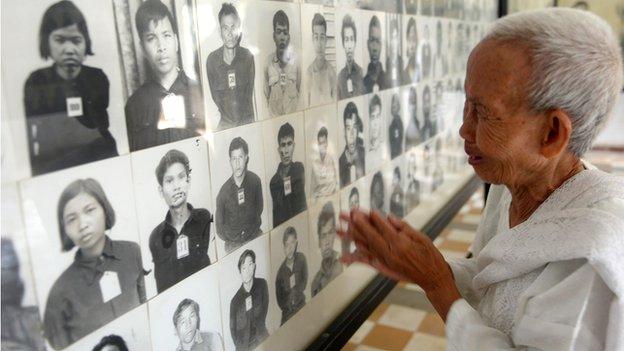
447;169;624;350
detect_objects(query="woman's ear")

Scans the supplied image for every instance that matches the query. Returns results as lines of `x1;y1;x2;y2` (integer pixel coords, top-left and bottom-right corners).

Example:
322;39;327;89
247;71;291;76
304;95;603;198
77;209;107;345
540;108;572;158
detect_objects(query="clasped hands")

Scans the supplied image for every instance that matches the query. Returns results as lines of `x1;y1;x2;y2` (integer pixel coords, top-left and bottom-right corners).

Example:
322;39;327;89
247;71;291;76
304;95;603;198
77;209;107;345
338;209;462;320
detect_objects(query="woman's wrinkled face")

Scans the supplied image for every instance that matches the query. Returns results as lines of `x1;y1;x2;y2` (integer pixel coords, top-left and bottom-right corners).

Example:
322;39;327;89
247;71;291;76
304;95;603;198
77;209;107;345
459;39;543;186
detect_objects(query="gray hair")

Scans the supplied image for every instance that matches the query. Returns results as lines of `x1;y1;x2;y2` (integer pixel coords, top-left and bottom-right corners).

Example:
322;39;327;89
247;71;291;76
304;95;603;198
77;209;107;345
484;8;623;156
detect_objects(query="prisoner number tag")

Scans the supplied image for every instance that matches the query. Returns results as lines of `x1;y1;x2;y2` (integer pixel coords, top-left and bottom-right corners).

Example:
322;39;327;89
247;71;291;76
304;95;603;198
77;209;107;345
392;68;398;81
350;165;356;182
284;176;292;196
289;274;296;289
280;73;286;86
176;235;189;259
66;97;83;117
238;188;245;205
394;129;399;139
160;94;186;129
99;271;122;303
228;71;236;89
347;78;353;93
245;296;253;311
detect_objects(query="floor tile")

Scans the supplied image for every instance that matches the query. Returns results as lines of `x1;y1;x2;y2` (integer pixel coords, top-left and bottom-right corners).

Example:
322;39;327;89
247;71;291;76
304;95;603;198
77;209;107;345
368;303;390;322
417;313;446;337
350;320;376;344
354;345;387;351
342;342;358;351
377;305;427;332
362;325;413;351
402;333;446;351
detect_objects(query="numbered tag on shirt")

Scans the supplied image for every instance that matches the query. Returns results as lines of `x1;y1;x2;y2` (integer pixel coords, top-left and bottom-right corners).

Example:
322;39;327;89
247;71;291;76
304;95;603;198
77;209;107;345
245;296;253;311
284;176;292;196
373;84;379;93
394;129;399;139
66;97;83;117
347;78;353;93
392;68;398;81
350;165;356;181
289;274;296;289
99;271;122;303
238;188;245;205
280;73;287;86
228;71;236;89
176;234;189;259
160;94;186;129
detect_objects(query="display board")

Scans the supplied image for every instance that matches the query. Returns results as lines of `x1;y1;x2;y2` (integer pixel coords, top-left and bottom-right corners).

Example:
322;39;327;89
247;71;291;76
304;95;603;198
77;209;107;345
0;0;496;350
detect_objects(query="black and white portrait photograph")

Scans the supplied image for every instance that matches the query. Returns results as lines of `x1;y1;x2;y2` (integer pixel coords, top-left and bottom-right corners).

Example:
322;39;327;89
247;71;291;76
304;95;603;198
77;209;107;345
262;112;307;229
403;15;419;84
248;1;303;119
339;177;369;214
431;137;445;192
336;9;365;99
70;305;151;351
418;17;433;81
19;156;145;350
130;137;215;298
432;19;449;79
337;97;367;188
404;85;423;150
196;0;256;131
1;183;46;351
301;4;337;108
116;0;205;152
387;89;404;159
147;264;223;351
385;13;409;88
420;83;437;141
368;170;387;216
307;196;343;297
404;149;422;212
389;158;407;218
1;0;129;179
362;10;387;93
305;104;340;202
219;234;274;351
269;212;310;327
366;92;389;173
209;123;269;257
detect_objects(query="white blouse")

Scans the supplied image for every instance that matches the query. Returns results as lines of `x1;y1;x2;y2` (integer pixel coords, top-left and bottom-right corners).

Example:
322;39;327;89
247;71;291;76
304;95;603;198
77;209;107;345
446;169;624;350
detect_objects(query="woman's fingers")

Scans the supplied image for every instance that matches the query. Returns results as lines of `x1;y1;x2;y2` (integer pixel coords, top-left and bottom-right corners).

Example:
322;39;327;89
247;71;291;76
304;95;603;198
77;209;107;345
370;210;399;240
388;214;406;231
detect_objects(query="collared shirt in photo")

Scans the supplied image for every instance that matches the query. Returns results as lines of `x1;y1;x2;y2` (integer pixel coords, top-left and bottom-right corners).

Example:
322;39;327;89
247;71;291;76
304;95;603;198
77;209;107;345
215;171;263;253
175;331;223;351
306;59;336;106
24;65;118;175
270;162;307;227
311;251;343;297
337;63;365;99
149;204;212;293
43;237;146;350
310;153;338;198
363;61;388;93
275;251;308;325
206;46;255;130
124;70;205;151
388;115;404;159
229;278;269;351
264;52;300;117
339;144;366;187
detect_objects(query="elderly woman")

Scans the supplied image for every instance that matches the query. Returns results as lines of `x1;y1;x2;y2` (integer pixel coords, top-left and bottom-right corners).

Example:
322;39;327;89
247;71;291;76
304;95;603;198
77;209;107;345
340;8;624;350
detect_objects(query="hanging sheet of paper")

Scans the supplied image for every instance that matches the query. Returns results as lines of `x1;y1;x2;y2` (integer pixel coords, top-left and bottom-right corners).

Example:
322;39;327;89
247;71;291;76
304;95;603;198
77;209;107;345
289;274;296;289
284;176;292;196
176;234;189;259
228;70;236;89
99;271;122;303
347;78;353;93
159;94;187;129
66;97;83;117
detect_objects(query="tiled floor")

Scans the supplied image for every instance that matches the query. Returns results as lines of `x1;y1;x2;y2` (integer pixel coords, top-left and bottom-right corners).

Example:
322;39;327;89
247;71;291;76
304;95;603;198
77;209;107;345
342;190;484;351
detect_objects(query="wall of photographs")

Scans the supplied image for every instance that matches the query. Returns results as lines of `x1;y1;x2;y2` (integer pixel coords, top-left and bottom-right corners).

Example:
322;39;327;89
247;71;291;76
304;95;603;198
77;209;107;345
0;0;495;350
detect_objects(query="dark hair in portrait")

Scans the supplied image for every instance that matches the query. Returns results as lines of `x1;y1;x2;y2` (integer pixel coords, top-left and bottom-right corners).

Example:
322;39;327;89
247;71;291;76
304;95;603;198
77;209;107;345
349;186;359;199
155;149;192;186
394;167;401;180
341;14;357;43
369;94;381;115
371;171;384;198
218;2;240;24
92;334;129;351
229;137;249;157
317;201;335;236
273;10;289;31
135;0;178;37
317;126;328;141
57;178;115;252
312;13;326;33
282;226;298;245
39;0;93;59
406;17;416;38
237;249;256;271
172;298;201;327
277;122;295;142
343;101;359;126
369;15;381;33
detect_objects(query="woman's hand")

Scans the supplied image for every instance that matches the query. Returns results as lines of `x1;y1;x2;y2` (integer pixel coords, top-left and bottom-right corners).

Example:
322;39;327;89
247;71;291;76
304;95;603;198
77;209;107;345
338;209;461;320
